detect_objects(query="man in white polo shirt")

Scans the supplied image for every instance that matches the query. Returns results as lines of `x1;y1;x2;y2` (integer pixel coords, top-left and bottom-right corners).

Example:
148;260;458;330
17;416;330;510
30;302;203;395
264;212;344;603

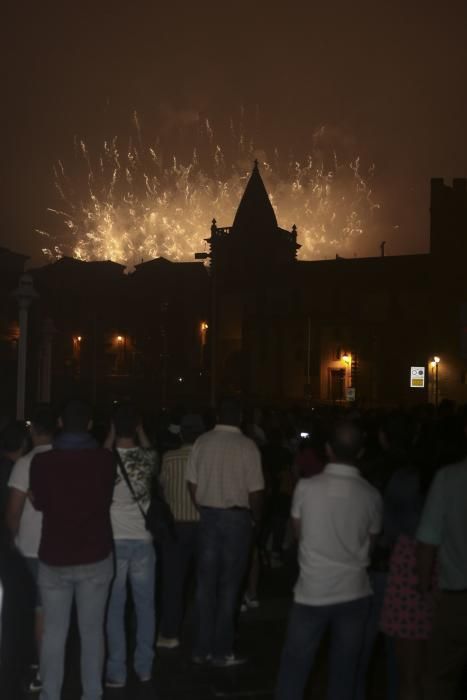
276;420;382;700
186;398;264;667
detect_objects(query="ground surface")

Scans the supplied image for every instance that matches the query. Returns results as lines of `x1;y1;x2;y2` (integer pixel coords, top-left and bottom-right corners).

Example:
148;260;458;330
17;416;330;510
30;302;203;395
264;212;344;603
17;563;387;700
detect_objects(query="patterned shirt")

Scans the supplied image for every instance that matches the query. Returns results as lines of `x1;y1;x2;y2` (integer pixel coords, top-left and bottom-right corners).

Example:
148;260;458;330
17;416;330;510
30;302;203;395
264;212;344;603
160;445;199;522
111;447;158;541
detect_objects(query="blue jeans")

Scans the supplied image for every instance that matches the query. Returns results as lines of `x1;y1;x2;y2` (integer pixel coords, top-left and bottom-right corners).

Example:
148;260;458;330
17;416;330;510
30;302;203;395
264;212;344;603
194;507;252;658
106;539;156;683
276;596;371;700
38;555;113;700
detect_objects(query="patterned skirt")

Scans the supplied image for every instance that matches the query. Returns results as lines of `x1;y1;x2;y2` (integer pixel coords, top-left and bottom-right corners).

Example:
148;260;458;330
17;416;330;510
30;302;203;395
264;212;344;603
380;534;435;640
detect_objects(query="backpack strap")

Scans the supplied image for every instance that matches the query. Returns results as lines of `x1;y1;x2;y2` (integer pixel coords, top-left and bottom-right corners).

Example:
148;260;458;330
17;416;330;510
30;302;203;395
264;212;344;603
113;449;147;520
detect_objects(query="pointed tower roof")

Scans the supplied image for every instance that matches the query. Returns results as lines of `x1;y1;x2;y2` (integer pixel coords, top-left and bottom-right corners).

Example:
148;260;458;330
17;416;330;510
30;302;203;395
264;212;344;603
232;161;278;231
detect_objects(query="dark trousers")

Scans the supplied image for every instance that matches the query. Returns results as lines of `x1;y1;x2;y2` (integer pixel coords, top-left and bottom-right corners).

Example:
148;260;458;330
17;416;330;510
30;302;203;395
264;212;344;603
425;591;467;700
194;508;252;658
0;547;35;698
355;572;398;700
160;521;199;639
276;597;371;700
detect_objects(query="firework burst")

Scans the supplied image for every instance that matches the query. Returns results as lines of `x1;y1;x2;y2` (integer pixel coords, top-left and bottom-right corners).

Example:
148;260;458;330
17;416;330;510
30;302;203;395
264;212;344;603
37;117;380;267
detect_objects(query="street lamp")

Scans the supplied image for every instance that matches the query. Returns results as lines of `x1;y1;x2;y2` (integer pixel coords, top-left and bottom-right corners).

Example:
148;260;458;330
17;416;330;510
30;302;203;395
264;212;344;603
12;273;38;420
432;355;441;408
195;248;216;405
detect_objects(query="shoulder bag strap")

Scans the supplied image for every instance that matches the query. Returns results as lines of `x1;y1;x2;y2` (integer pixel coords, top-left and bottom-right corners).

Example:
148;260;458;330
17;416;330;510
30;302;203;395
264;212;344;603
114;448;147;519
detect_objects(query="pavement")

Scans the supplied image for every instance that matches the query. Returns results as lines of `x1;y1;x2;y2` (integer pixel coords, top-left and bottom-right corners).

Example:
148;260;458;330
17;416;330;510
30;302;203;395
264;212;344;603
17;563;388;700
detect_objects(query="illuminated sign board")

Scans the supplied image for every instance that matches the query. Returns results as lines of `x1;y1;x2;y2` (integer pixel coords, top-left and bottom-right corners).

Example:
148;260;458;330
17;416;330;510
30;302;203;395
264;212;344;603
410;366;425;388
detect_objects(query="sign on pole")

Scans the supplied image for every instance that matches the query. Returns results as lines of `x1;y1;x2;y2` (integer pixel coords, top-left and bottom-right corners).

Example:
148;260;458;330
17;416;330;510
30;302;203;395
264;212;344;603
346;387;356;401
410;366;425;388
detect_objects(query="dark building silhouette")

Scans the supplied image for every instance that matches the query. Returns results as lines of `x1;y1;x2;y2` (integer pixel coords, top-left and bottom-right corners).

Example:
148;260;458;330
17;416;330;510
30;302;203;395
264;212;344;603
431;178;467;261
2;167;467;413
207;161;300;398
0;247;30;414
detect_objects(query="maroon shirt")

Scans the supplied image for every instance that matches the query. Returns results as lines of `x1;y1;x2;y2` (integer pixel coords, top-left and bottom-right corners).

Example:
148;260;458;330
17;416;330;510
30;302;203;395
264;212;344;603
295;447;325;479
30;446;115;566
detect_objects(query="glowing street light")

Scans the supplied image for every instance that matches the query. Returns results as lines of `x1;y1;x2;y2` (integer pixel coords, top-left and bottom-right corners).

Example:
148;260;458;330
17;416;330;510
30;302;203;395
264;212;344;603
432;355;441;408
195;247;216;405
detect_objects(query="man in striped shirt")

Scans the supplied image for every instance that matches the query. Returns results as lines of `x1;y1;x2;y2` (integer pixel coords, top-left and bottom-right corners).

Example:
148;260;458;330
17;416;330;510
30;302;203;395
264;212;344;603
157;414;205;649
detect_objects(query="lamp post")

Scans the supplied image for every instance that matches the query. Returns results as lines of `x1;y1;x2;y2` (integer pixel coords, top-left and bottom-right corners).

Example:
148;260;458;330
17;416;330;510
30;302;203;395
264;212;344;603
433;355;440;408
341;352;352;401
195;249;215;405
13;274;38;420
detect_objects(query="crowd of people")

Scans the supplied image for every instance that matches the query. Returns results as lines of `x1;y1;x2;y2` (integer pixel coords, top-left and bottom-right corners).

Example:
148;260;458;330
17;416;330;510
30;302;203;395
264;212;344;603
0;397;467;700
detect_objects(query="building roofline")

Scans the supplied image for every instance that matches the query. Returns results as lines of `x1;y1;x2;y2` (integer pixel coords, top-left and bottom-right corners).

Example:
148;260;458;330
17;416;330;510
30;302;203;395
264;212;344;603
0;246;30;261
297;252;430;266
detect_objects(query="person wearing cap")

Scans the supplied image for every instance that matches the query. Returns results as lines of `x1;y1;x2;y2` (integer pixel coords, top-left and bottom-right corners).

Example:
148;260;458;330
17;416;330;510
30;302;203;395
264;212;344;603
157;414;205;649
157;409;183;455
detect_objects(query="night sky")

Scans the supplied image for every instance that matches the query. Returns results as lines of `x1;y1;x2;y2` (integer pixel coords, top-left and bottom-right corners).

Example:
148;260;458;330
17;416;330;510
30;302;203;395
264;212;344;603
2;1;467;265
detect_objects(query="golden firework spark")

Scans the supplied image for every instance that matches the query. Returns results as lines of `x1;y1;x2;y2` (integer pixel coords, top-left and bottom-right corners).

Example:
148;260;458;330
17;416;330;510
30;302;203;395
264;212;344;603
37;118;381;267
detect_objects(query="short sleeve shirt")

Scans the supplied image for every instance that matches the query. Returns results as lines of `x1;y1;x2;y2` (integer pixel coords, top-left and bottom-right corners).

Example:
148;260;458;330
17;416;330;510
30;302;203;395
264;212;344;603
185;425;264;509
417;460;467;590
111;447;158;540
292;463;382;605
160;445;199;522
8;445;52;557
30;446;115;566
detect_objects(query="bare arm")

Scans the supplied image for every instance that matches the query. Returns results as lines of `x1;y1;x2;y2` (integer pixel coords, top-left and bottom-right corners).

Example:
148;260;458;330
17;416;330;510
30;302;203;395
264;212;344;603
248;489;264;523
416;541;437;594
103;422;115;450
136;424;152;448
187;481;198;510
5;487;27;540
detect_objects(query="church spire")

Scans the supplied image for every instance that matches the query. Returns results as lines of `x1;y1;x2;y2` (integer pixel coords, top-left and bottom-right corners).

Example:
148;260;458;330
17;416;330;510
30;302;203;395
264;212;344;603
232;161;278;232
